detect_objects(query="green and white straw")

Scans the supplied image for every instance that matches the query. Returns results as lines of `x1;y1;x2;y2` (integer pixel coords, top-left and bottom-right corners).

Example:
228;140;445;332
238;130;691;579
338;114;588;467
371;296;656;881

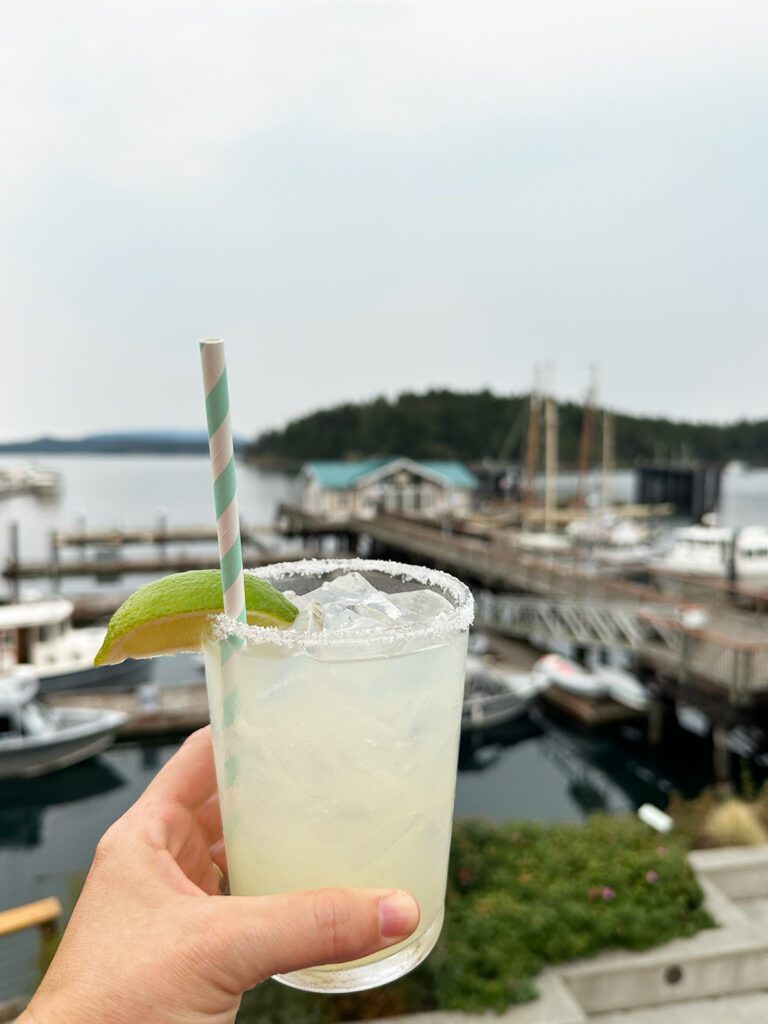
200;337;247;664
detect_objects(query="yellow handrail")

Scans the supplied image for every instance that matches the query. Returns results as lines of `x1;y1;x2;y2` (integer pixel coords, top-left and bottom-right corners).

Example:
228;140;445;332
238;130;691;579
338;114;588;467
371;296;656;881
0;898;62;939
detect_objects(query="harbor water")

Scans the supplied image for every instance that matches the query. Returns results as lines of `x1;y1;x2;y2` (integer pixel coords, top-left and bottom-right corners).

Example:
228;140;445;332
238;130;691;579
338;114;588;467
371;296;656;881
0;456;765;997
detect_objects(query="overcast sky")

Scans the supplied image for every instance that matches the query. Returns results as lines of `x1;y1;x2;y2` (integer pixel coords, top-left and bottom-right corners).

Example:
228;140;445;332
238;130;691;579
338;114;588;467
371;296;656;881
2;0;767;441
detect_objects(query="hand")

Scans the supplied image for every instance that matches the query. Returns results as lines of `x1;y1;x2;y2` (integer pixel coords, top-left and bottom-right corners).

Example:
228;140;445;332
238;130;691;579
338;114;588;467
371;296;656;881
21;726;419;1024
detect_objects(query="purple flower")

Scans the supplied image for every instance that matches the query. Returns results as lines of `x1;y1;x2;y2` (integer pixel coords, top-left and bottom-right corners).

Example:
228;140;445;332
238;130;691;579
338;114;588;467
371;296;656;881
602;887;616;901
656;846;667;857
647;870;659;884
588;887;600;900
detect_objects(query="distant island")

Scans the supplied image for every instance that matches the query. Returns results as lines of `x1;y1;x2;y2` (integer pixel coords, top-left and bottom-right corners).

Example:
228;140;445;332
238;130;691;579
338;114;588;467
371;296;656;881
3;393;765;466
0;430;247;456
249;389;767;468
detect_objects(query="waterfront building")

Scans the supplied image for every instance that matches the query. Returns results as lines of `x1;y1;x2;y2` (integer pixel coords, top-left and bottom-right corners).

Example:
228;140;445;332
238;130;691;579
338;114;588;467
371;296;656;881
297;456;477;520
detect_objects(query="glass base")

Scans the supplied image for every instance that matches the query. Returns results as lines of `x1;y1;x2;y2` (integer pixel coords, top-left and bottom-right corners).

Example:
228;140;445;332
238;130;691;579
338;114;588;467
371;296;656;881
273;909;444;993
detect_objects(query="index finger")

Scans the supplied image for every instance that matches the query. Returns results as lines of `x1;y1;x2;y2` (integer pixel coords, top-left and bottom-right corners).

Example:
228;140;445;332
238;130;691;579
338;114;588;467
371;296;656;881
142;725;219;812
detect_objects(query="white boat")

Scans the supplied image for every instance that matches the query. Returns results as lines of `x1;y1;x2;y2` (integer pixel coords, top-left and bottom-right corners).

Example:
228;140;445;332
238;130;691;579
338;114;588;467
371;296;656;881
652;523;768;581
532;653;649;710
0;463;61;498
566;516;653;564
0;598;150;694
503;531;571;556
533;653;610;699
0;672;127;778
462;655;549;732
594;666;650;711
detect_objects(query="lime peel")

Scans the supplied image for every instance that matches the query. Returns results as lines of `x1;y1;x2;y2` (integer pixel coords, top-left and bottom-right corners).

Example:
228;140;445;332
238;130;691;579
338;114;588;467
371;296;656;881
94;570;298;666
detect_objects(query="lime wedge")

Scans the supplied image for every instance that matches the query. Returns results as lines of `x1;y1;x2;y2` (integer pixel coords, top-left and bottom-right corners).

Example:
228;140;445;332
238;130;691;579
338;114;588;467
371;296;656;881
94;570;298;665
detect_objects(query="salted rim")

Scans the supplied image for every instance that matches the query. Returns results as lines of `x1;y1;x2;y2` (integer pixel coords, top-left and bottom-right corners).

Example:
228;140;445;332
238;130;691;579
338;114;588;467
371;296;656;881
208;558;474;649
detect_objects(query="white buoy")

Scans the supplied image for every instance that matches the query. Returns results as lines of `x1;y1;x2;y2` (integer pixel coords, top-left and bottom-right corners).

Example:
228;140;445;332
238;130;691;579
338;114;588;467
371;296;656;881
637;803;674;833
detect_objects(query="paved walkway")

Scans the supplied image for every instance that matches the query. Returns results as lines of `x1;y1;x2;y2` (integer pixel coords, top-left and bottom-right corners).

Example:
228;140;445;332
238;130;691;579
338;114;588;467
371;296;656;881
590;991;768;1022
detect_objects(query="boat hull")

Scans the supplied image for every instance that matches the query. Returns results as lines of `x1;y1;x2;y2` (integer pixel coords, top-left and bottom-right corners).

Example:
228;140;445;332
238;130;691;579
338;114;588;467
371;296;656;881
37;658;151;694
462;691;537;732
0;708;128;779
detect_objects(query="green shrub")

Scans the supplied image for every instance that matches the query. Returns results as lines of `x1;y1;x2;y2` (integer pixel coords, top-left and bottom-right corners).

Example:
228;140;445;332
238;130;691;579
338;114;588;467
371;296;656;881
237;816;712;1022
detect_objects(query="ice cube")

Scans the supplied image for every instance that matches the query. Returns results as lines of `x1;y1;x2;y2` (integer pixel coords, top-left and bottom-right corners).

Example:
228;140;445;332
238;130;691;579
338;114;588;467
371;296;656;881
301;572;402;632
388;588;454;625
290;598;325;633
314;573;401;617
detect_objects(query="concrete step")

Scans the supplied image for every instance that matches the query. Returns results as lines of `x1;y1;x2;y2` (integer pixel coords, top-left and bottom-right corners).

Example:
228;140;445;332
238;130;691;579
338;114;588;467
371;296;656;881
359;970;586;1024
688;845;768;900
589;991;768;1023
558;867;768;1015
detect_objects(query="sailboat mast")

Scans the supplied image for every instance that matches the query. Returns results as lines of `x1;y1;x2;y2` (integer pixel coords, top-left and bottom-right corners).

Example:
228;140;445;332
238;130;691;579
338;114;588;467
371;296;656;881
544;383;558;532
524;369;542;521
577;366;599;508
602;409;615;510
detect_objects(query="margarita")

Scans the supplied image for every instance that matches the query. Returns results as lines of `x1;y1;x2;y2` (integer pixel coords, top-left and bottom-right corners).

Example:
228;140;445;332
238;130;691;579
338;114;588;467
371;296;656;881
203;559;473;993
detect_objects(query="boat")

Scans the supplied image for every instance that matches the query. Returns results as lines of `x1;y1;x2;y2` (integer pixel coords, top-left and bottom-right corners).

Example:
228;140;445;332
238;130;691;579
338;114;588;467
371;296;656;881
533;653;610;699
593;666;650;712
462;655;549;732
0;672;127;778
0;463;61;499
0;598;150;694
532;654;650;709
566;516;653;565
651;523;768;582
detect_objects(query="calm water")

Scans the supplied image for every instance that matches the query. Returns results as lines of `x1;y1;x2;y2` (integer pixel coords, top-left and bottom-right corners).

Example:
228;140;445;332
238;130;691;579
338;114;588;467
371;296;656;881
0;457;765;996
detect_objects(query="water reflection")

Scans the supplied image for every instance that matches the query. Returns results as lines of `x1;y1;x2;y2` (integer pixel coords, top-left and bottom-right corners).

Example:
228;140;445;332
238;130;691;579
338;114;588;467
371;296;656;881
0;756;126;848
455;705;721;823
458;717;544;773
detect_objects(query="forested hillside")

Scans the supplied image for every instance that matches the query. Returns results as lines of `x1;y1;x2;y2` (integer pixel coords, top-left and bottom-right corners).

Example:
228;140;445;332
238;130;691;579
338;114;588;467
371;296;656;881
250;390;768;466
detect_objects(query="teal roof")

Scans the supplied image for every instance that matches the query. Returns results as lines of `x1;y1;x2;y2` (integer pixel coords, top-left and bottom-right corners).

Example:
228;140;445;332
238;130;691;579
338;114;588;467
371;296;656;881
305;459;390;489
305;458;477;490
420;461;478;488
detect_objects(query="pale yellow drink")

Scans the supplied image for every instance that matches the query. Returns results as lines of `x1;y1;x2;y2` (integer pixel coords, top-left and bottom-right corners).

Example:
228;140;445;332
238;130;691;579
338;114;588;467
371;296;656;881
203;559;473;993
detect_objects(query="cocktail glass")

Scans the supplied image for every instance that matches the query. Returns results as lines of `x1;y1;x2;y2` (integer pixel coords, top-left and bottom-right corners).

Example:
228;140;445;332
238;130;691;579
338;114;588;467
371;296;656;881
203;557;473;993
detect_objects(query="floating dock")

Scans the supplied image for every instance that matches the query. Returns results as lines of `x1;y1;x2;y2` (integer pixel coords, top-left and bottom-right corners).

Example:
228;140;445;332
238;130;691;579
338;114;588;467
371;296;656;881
45;684;210;738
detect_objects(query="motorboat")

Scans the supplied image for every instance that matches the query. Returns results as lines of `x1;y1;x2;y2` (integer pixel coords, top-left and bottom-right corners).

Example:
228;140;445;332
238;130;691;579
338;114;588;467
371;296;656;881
593;666;650;712
533;653;610;699
0;463;61;498
0;598;150;693
532;654;649;710
501;531;571;556
0;671;127;778
566;515;653;565
651;523;768;582
462;655;549;732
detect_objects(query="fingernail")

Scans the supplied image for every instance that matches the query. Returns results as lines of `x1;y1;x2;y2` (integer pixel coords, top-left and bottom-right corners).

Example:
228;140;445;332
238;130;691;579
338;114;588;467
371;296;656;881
379;891;419;939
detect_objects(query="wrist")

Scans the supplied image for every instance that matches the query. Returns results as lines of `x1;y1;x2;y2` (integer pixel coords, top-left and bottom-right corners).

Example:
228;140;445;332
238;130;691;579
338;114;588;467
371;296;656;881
17;989;105;1024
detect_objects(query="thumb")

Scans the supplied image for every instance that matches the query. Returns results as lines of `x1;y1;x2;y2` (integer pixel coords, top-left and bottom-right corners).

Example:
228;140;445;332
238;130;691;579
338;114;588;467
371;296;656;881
203;887;420;991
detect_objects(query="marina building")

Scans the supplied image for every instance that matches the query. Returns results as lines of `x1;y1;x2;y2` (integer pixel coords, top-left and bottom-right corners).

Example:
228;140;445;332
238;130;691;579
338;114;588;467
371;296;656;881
297;456;477;521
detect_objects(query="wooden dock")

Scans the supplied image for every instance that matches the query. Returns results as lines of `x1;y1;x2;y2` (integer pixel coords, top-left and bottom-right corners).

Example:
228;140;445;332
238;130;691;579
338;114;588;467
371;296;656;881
50;524;272;548
45;684;210;738
542;685;645;727
2;518;282;587
278;505;768;715
5;552;286;580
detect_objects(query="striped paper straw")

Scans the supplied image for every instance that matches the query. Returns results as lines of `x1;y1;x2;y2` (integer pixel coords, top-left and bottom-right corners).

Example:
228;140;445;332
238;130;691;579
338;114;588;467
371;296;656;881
200;338;247;662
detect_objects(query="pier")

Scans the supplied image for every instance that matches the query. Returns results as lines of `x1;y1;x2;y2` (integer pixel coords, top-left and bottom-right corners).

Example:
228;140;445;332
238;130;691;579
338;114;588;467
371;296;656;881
277;504;768;769
3;519;299;593
6;506;768;772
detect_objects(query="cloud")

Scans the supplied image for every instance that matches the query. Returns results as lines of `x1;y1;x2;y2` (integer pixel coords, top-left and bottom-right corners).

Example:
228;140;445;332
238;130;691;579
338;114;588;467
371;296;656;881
2;0;767;188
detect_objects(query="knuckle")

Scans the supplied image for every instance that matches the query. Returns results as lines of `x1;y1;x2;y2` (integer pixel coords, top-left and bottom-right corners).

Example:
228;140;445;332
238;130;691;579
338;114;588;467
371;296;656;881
312;889;355;962
93;821;120;864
